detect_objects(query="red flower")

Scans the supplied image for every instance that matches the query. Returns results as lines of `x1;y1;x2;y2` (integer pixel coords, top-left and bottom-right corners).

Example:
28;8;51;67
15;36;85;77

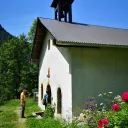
98;118;108;128
98;120;103;128
122;92;128;103
102;118;108;125
112;104;120;112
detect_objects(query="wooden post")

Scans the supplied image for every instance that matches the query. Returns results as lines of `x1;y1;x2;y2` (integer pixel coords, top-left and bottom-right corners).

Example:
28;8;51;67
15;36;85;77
68;4;72;23
55;8;57;20
64;11;67;22
57;0;61;21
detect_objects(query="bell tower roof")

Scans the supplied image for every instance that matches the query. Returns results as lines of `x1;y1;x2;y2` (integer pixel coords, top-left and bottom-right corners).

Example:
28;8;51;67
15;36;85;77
51;0;74;23
51;0;74;8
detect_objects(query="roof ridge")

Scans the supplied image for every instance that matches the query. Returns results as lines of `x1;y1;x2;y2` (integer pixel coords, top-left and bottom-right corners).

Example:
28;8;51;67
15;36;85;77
38;17;128;30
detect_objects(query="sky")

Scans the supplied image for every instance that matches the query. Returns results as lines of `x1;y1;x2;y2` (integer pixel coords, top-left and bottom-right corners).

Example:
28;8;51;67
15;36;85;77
0;0;128;36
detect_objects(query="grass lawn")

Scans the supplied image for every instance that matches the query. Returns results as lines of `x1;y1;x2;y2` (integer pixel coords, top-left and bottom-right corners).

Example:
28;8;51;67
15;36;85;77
25;99;63;128
0;98;63;128
0;99;19;128
0;98;89;128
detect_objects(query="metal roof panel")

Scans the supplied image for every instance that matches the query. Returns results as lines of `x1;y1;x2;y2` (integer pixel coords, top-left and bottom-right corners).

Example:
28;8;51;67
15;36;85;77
39;17;128;46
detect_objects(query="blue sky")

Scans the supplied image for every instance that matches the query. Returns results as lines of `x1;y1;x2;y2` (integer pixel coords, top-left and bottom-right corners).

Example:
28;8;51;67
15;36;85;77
0;0;128;36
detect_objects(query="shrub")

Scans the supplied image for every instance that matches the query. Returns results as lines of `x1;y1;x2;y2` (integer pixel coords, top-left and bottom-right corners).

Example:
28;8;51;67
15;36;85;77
43;104;55;118
108;102;128;127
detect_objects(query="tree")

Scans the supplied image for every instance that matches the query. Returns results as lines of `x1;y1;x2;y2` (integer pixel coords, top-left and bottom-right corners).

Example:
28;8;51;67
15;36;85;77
0;19;39;104
0;34;38;103
28;19;37;43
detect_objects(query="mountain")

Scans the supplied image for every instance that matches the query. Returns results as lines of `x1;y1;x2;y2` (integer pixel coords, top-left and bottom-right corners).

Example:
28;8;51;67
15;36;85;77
0;24;13;46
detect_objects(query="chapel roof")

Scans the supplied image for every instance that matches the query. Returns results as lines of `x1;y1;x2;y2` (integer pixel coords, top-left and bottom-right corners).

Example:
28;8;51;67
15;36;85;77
31;17;128;63
39;17;128;46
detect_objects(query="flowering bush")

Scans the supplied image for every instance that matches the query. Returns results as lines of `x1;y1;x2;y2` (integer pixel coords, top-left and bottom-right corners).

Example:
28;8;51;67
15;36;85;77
72;92;128;128
108;102;128;127
61;92;128;128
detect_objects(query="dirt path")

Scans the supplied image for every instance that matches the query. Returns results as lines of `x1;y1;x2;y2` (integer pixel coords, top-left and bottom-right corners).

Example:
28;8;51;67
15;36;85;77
15;107;26;128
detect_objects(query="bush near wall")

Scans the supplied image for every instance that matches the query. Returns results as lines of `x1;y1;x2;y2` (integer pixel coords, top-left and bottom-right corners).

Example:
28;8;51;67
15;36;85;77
71;92;128;128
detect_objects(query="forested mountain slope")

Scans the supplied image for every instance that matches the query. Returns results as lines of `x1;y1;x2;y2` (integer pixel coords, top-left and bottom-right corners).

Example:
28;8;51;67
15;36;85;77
0;24;13;46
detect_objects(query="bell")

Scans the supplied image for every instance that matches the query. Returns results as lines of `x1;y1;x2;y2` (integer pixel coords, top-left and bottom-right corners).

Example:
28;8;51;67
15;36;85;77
55;5;65;19
61;10;65;18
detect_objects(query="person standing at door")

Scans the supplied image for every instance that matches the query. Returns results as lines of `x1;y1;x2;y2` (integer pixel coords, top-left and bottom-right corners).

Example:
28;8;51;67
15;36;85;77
20;89;27;118
43;90;49;109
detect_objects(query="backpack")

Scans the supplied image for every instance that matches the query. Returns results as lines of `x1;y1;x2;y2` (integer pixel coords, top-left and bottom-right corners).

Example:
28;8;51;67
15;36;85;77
42;96;46;105
42;94;48;105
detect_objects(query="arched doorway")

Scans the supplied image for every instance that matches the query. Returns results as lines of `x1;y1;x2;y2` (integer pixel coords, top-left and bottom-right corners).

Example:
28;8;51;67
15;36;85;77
46;84;51;104
41;84;43;100
57;88;62;114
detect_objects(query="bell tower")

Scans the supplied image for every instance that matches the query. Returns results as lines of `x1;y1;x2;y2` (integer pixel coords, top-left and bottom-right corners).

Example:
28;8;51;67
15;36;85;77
51;0;74;23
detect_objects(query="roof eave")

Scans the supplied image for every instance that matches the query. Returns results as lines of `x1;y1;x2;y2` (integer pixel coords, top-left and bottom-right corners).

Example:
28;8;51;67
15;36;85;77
31;18;46;64
56;41;128;48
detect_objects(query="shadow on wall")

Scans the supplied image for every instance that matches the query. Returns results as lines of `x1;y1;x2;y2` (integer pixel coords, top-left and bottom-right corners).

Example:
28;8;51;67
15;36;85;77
39;31;49;70
56;47;71;74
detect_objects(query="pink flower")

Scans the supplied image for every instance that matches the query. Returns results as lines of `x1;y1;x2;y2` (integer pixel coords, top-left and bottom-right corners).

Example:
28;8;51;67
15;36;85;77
122;92;128;103
98;118;108;128
112;104;120;112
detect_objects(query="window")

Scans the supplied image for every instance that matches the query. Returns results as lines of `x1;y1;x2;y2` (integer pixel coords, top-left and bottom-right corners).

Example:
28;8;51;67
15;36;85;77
48;39;50;50
57;88;62;114
41;84;43;100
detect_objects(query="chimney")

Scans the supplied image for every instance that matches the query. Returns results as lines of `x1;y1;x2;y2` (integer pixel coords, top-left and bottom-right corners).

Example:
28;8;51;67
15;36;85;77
51;0;74;23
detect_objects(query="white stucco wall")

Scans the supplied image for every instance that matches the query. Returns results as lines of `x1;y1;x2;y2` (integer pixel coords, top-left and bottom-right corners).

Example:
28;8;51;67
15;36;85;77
38;34;128;119
38;31;72;120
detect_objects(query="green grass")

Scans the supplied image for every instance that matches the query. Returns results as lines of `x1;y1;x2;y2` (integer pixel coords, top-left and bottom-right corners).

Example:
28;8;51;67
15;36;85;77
26;118;63;128
0;98;90;128
0;99;19;128
25;99;63;128
25;98;41;116
0;98;41;128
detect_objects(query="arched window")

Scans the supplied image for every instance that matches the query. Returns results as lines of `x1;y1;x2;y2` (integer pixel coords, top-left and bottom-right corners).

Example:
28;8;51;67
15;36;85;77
48;39;50;50
41;84;43;100
46;84;51;104
57;88;62;114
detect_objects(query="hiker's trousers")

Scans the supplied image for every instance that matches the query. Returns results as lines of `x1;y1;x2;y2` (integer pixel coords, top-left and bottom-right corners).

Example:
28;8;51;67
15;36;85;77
21;104;25;117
